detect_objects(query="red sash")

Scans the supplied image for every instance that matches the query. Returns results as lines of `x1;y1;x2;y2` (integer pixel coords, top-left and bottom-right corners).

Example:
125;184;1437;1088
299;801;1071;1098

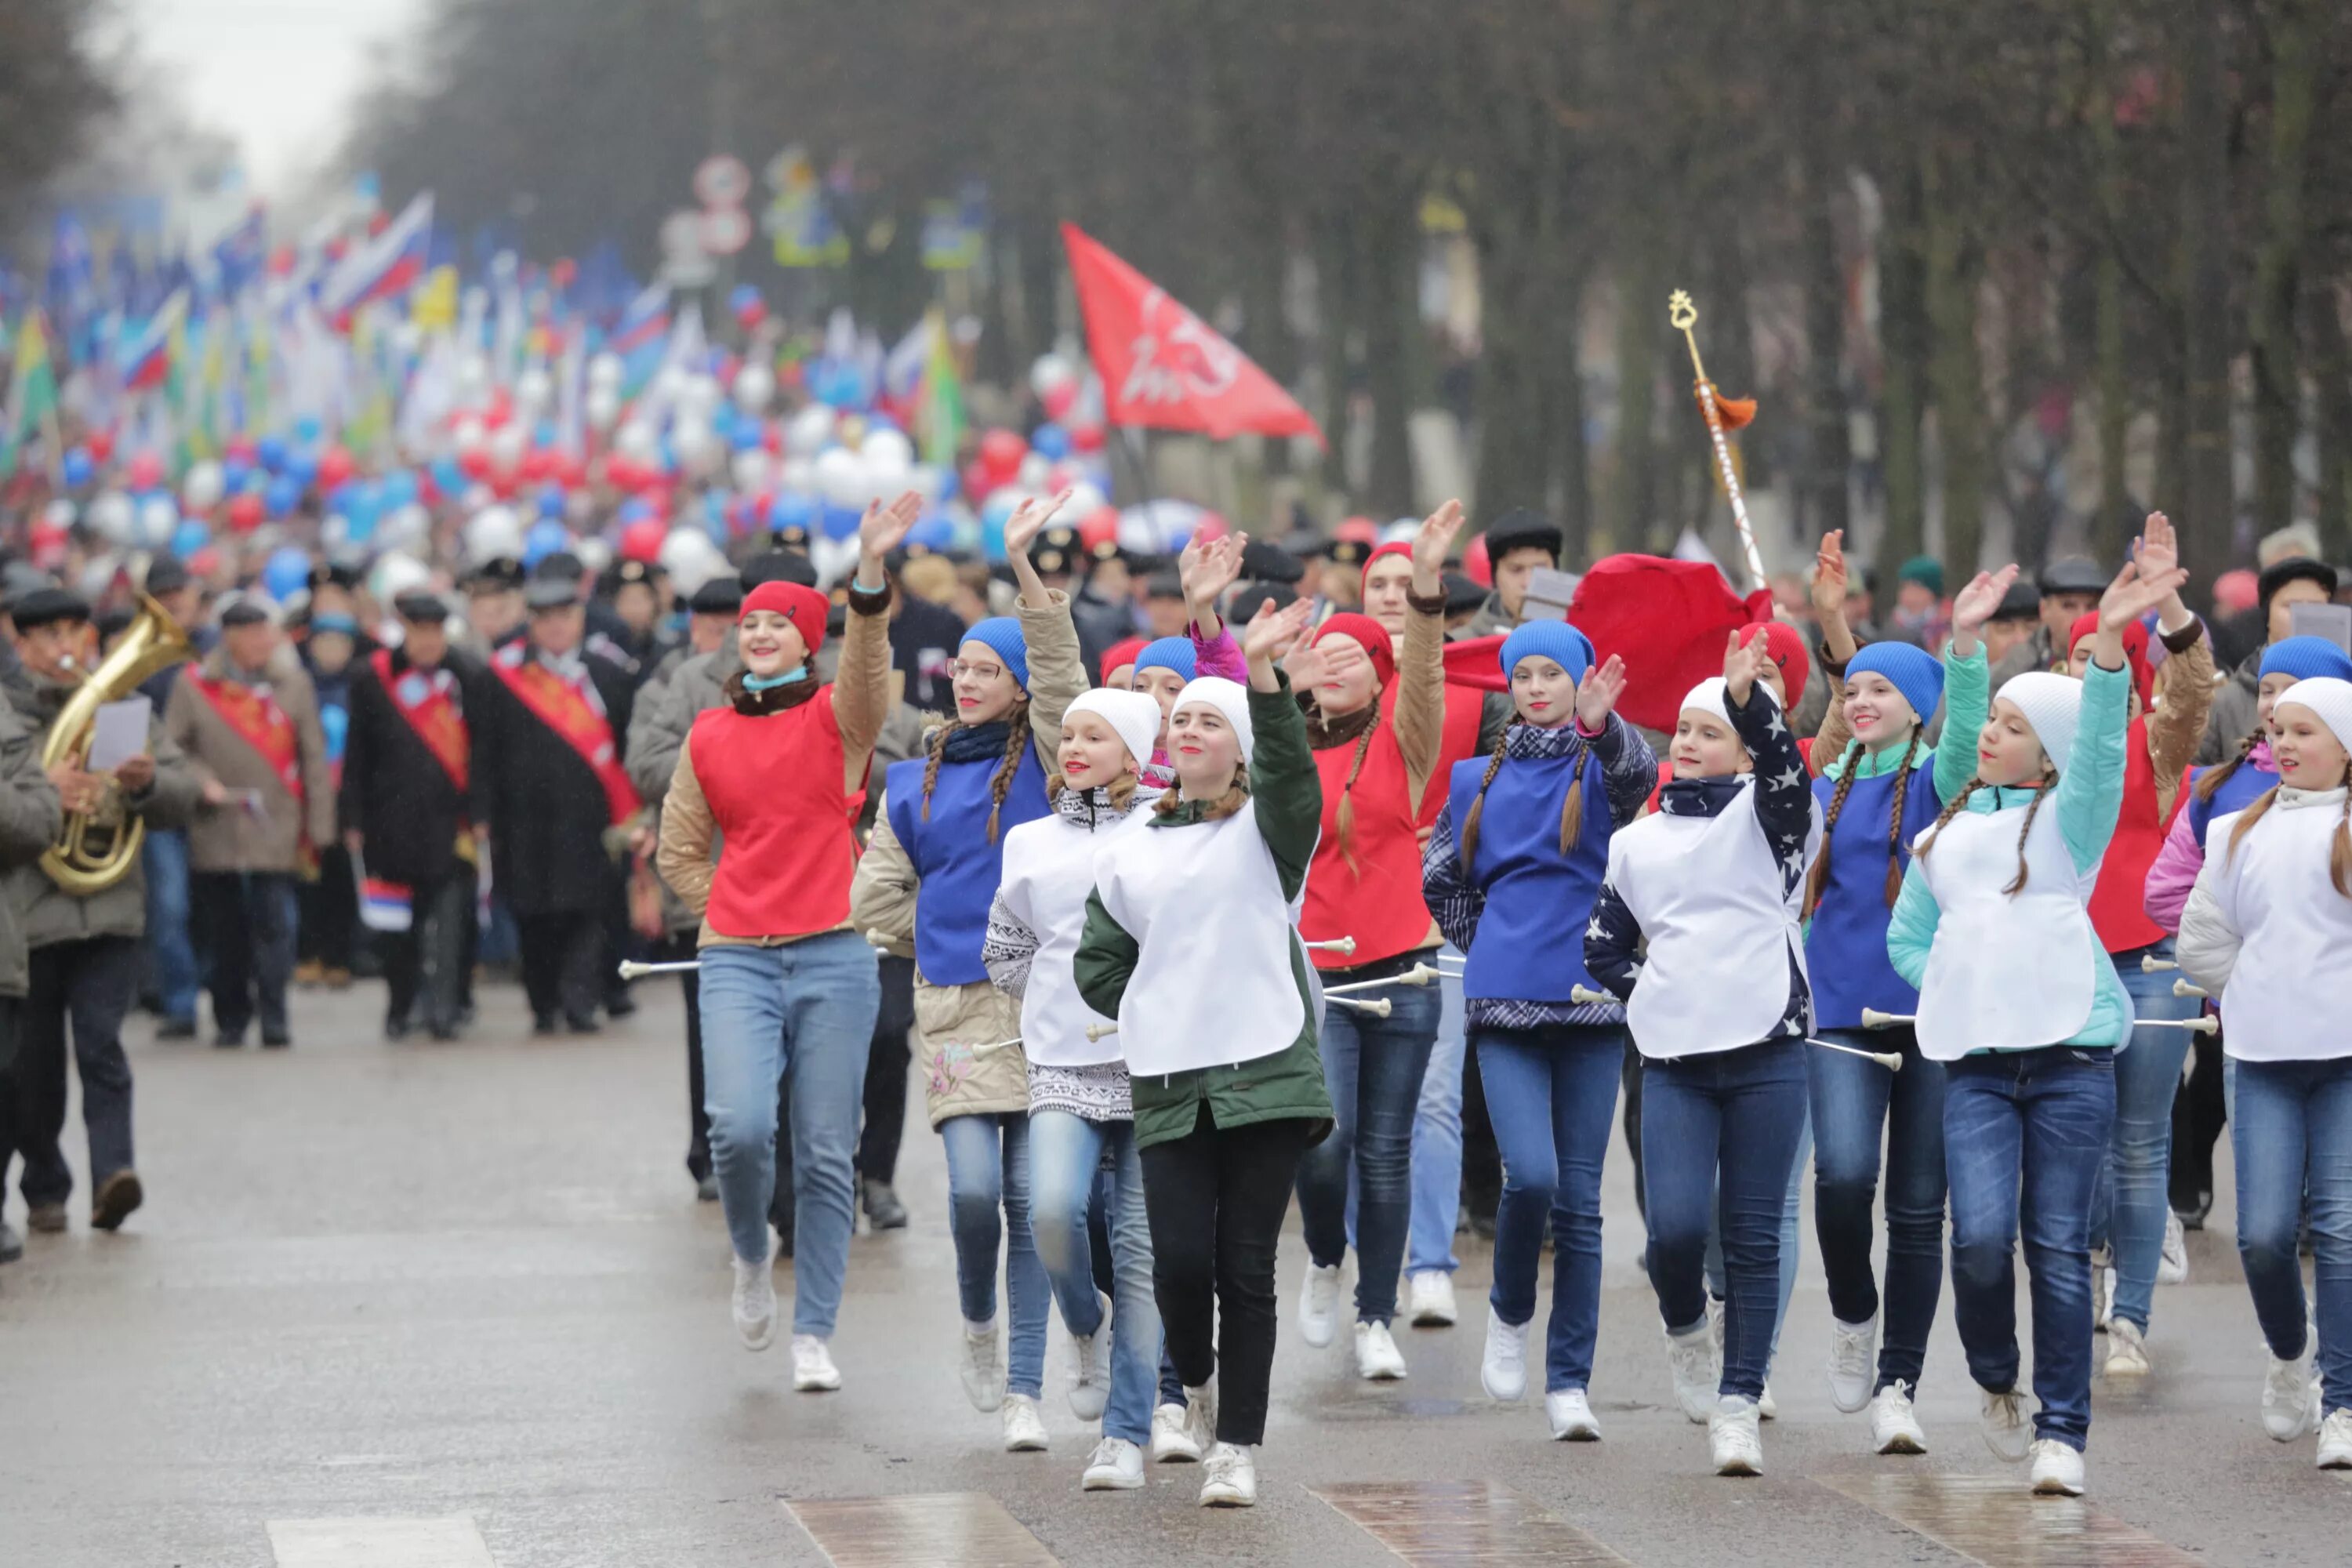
372;648;470;793
491;648;641;827
184;669;302;804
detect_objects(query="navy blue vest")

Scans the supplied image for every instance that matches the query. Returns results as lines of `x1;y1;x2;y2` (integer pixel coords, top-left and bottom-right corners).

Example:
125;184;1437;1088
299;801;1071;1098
885;746;1051;985
1805;753;1943;1028
1444;747;1611;1001
2186;757;2274;848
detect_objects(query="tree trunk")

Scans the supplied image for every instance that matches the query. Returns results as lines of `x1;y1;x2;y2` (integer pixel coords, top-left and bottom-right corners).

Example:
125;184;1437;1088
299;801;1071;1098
2179;0;2237;585
2089;16;2133;562
1312;212;1355;497
2250;0;2318;536
1359;197;1417;517
1606;243;1664;553
1473;221;1547;522
1240;221;1296;479
1878;163;1929;617
1798;147;1851;546
1924;148;1987;579
1547;257;1593;562
2310;276;2352;562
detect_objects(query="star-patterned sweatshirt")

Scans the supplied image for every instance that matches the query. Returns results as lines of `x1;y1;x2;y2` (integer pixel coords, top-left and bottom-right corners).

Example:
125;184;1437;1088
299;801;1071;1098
1584;683;1822;1056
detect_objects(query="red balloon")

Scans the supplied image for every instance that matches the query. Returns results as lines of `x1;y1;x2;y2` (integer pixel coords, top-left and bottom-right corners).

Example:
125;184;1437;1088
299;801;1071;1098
517;449;554;483
317;445;356;490
1193;512;1230;544
227;493;266;533
224;435;257;463
85;430;115;464
1334;515;1379;546
1077;505;1122;555
1068;422;1105;455
1464;532;1492;587
1041;383;1078;421
459;447;495;481
127;452;165;490
619;520;666;563
483;390;514;430
187;546;221;577
550;258;578;291
978;428;1028;480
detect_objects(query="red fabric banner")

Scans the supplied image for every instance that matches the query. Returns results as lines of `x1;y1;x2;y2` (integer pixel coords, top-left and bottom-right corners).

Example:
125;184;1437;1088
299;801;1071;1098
1567;555;1776;734
1062;222;1323;445
489;650;640;827
372;649;470;793
183;670;303;804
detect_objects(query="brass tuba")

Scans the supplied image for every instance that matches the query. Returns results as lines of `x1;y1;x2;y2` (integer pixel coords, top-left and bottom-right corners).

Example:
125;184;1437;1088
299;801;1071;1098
38;593;193;894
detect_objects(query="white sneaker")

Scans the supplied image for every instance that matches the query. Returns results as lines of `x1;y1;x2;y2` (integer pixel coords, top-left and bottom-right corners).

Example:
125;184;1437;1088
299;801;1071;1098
2028;1438;2085;1495
960;1319;1007;1412
1826;1315;1878;1414
1199;1442;1258;1507
1002;1392;1049;1452
1481;1307;1530;1402
731;1249;777;1351
2091;1254;2112;1332
791;1334;842;1392
1066;1291;1112;1421
1708;1395;1764;1475
1868;1380;1928;1454
2157;1211;2189;1285
1665;1320;1719;1424
1150;1401;1202;1464
1547;1388;1602;1441
1408;1269;1458;1327
1181;1382;1218;1459
2103;1317;2150;1377
1083;1436;1145;1490
1299;1263;1342;1348
2261;1347;2318;1441
1356;1320;1408;1381
1758;1381;1778;1421
2318;1409;2352;1469
1980;1388;2037;1462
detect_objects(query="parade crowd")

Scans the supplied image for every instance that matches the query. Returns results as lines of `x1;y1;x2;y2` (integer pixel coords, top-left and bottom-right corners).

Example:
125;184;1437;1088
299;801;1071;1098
2;462;2349;1515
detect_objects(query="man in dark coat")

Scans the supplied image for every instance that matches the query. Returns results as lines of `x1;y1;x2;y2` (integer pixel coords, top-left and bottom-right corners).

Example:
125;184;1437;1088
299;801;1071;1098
472;572;637;1034
341;590;484;1040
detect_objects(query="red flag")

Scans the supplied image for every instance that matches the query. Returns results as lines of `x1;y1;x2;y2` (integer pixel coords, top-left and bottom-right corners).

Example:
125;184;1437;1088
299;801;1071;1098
1062;222;1323;445
1567;555;1775;733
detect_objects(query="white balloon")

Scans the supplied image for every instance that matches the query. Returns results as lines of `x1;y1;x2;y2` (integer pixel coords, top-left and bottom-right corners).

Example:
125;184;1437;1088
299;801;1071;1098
452;416;488;454
732;364;776;415
368;550;431;604
572;535;614;575
182;459;226;511
490;422;530;471
779;456;815;495
137;495;180;550
319;514;349;554
1016;452;1052;491
861;427;914;474
731;448;775;493
456;352;491;400
466;505;524;564
652;366;688;408
514;366;554;413
41;499;76;530
814;447;868;510
1380;517;1417;545
810;535;862;589
679;373;722;419
1029;353;1076;398
379;503;430;554
587;352;624;391
584;387;621;433
786;405;837;457
658;526;724;594
1061;480;1109;521
615;420;660;464
908;463;946;506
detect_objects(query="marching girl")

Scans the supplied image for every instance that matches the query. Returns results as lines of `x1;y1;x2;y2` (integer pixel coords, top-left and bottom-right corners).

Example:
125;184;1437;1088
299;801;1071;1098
850;493;1088;1453
1888;546;2187;1497
1418;622;1658;1440
985;687;1169;1491
655;492;918;1388
1584;633;1822;1477
1798;528;1964;1454
1074;597;1334;1509
2053;514;2211;1374
2177;676;2352;1469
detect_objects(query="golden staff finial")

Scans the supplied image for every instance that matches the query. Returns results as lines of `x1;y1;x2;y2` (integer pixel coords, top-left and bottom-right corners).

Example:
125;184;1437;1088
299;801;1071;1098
1666;289;1763;592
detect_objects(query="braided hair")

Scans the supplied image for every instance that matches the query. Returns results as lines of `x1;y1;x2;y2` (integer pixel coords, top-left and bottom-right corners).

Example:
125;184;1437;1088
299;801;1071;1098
1803;731;1922;916
1154;760;1250;822
919;701;1033;844
2193;724;2267;805
1331;706;1385;874
1914;765;2056;897
1802;741;1866;917
1454;729;1589;877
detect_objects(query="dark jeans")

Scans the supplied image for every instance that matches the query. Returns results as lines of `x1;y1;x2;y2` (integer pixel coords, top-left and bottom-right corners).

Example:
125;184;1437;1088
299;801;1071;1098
1461;1030;1501;1225
2230;1055;2352;1414
1297;967;1440;1324
1639;1038;1809;1402
0;998;22;1202
1945;1046;2115;1451
2169;1029;2227;1217
1140;1102;1313;1446
141;829;199;1025
1809;1025;1948;1392
193;871;299;1039
1477;1022;1624;1392
383;869;474;1035
515;909;601;1025
17;938;142;1203
298;845;358;971
859;955;913;1185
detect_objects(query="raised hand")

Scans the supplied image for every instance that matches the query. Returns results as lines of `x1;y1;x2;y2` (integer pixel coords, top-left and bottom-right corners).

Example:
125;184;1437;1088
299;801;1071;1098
1573;653;1627;731
1243;597;1316;691
1724;629;1768;706
1004;488;1073;561
1809;531;1849;621
2100;557;2192;633
1950;564;2020;636
1180;531;1247;613
858;490;926;564
1412;500;1467;593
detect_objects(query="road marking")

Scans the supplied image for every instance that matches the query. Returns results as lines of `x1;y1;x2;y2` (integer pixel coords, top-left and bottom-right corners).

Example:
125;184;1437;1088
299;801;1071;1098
1818;1474;2205;1566
783;1494;1061;1567
267;1515;498;1568
1312;1479;1634;1565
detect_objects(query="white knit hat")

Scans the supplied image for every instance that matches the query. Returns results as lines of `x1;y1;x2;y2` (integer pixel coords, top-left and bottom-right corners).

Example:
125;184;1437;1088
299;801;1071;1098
2272;677;2352;759
1995;671;2085;775
1063;688;1163;772
1171;675;1254;757
1679;675;1780;729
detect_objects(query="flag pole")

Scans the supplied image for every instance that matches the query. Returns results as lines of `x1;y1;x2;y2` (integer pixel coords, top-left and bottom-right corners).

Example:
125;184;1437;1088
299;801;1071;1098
1667;290;1766;593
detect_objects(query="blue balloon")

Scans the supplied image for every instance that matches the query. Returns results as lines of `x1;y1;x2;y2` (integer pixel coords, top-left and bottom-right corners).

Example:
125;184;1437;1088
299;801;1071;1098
221;457;252;494
729;417;765;452
329;479;361;514
935;466;960;503
523;517;568;567
768;492;817;533
619;496;653;525
1030;423;1071;460
379;470;419;507
293;415;323;445
170;519;210;560
980;492;1020;564
729;282;763;314
60;448;93;488
256;435;289;473
537;484;566;519
819;501;863;541
906;514;953;553
263;546;310;601
265;475;301;519
286;451;320;486
534;419;559;451
864;412;900;435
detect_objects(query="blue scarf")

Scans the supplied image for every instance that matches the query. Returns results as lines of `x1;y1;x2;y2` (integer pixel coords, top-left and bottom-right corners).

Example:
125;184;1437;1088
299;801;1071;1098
1657;775;1749;819
742;667;808;692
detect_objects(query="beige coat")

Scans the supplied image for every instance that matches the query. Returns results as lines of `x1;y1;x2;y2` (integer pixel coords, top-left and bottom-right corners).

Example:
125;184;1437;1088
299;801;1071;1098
162;648;336;873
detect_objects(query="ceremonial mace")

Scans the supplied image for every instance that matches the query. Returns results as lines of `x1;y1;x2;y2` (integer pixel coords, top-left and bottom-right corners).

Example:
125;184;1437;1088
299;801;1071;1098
1668;290;1766;593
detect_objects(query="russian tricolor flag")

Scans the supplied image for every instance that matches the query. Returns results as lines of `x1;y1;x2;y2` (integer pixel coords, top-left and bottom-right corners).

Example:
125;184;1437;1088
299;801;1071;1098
116;288;187;392
321;191;434;328
609;281;670;355
359;877;413;934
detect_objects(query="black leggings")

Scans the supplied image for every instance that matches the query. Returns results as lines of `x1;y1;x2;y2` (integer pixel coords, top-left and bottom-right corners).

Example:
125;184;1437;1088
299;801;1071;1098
1138;1103;1313;1446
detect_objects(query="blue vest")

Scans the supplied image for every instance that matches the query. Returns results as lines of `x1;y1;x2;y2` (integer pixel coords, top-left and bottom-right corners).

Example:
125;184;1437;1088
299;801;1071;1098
2186;757;2274;848
1444;747;1611;1002
885;747;1051;985
1805;756;1943;1028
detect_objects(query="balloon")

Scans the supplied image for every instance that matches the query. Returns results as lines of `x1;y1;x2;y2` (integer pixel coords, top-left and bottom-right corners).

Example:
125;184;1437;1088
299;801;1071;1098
670;419;718;476
572;536;613;576
466;505;524;564
978;428;1027;481
514;366;554;414
658;526;724;593
1015;452;1052;491
523;517;569;567
615;419;660;466
732;363;775;416
378;503;430;554
1029;423;1072;461
786;405;837;457
133;494;176;549
979;488;1035;564
368;550;431;604
730;448;774;494
1068;421;1105;455
1334;514;1380;545
452;416;488;455
263;546;312;601
185;546;220;578
89;492;135;545
293;415;324;445
768;492;818;536
127;452;165;491
619;519;667;563
84;429;114;465
587;352;624;390
907;463;946;506
380;470;419;507
819;502;864;541
584;387;621;433
678;374;723;420
256;435;288;473
265;474;301;519
287;450;321;486
1058;481;1109;524
536;483;566;519
1029;354;1076;400
316;445;357;491
906;514;954;554
431;456;466;496
1077;505;1121;557
170;518;210;560
61;448;93;488
814;447;868;510
182;459;226;512
489;422;530;474
861;426;914;477
1463;532;1492;587
222;456;253;495
226;493;265;533
1040;382;1078;422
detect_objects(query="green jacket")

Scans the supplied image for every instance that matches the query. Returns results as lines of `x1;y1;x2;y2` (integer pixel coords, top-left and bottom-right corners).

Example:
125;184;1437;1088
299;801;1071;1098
1075;676;1334;1150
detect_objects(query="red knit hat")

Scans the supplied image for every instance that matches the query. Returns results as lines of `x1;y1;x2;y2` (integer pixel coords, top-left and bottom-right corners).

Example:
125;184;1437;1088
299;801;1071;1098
1740;620;1811;702
1359;541;1414;593
740;580;831;652
2069;610;2153;708
1101;637;1150;683
1313;611;1397;689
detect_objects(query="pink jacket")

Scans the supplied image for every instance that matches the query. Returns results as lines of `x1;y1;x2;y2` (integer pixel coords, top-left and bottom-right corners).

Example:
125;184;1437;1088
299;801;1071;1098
2143;740;2275;933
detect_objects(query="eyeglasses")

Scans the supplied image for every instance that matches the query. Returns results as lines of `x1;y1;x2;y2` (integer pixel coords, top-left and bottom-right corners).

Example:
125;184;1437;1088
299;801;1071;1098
949;659;1007;682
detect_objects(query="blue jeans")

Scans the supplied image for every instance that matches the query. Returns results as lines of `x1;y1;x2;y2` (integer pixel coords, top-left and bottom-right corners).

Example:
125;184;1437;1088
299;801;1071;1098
1945;1047;2115;1450
2091;941;2197;1333
1477;1023;1624;1392
141;829;198;1025
696;934;879;1334
1704;1113;1808;1370
1810;1025;1948;1391
1030;1109;1160;1443
2231;1056;2352;1414
940;1111;1050;1399
1640;1039;1809;1401
1297;973;1441;1324
1410;945;1469;1275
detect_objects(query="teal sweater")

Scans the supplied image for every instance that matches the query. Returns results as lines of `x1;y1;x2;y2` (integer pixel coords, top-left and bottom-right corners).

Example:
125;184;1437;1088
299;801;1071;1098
1886;644;2134;1050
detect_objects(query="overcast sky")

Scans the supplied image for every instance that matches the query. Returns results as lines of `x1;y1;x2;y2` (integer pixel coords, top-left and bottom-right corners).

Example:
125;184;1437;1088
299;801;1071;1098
131;0;426;197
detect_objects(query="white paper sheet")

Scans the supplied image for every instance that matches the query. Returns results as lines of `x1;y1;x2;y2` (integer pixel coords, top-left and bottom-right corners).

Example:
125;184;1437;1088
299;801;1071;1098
85;696;153;773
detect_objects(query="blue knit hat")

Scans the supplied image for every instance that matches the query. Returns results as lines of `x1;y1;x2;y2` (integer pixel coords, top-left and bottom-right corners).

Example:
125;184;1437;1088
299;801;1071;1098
1498;620;1595;682
960;617;1029;689
2259;634;2352;685
1133;636;1197;682
1846;641;1945;727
